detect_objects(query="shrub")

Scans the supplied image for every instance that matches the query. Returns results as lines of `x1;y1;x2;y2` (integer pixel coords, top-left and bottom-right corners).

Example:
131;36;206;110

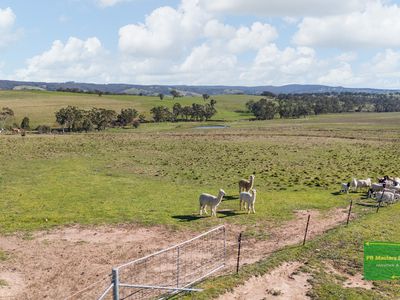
132;119;140;128
20;117;30;130
36;125;51;134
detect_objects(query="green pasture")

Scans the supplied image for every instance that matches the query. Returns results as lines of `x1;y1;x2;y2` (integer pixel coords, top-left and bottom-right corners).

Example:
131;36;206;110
0;90;257;127
1;111;400;233
1;90;400;298
1;90;400;233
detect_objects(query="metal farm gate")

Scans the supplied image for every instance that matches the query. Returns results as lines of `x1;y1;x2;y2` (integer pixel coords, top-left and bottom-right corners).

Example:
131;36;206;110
66;225;226;300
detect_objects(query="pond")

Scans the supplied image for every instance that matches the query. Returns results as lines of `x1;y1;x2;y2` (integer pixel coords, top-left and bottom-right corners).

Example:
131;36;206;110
194;125;229;129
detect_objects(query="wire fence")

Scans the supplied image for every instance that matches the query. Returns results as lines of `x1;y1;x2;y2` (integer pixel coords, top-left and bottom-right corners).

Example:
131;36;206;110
63;225;226;300
113;225;226;300
64;274;112;300
63;201;356;300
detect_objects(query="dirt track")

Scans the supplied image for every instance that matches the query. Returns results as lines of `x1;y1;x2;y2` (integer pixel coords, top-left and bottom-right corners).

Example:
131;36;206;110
0;207;351;299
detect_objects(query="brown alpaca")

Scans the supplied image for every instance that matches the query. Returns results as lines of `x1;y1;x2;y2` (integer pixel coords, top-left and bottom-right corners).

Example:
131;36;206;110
239;175;255;194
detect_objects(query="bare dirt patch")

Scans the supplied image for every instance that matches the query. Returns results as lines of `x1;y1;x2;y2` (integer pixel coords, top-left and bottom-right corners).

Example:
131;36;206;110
218;262;311;300
0;271;24;299
323;260;373;290
0;225;193;299
226;207;351;268
0;207;350;299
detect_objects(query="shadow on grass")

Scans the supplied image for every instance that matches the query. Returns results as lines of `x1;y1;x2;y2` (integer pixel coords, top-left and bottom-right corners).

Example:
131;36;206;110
171;214;203;222
223;195;239;201
331;191;342;196
218;209;243;218
355;201;382;208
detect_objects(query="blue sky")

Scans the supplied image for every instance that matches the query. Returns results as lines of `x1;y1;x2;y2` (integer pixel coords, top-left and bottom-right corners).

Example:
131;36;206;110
1;0;400;88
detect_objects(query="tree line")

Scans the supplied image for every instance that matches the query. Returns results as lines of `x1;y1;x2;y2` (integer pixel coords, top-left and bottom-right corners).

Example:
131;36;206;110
150;99;217;122
54;106;142;132
247;92;400;120
1;98;218;134
54;99;217;132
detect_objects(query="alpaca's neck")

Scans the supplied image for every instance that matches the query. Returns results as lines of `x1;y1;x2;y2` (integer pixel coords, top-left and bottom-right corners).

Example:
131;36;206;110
216;193;224;204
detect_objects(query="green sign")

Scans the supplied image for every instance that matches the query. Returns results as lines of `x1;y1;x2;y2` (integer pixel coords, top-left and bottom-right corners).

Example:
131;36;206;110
364;241;400;280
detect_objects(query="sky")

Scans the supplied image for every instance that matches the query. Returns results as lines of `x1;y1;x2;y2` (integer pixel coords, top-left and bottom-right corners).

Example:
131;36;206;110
1;0;400;88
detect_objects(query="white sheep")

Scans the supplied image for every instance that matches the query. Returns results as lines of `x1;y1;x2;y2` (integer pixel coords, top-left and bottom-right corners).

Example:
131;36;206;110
375;191;400;204
239;189;257;214
199;189;226;217
340;182;350;193
367;183;384;198
350;178;371;192
239;175;255;194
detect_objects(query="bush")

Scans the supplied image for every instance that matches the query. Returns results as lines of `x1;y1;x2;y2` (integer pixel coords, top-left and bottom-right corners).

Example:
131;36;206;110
20;117;30;130
132;119;140;128
36;125;51;134
138;114;146;123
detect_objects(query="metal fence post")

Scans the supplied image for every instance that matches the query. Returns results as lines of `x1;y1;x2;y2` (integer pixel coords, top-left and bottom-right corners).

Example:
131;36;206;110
346;200;353;226
112;268;120;300
176;247;180;288
236;232;243;274
302;215;311;246
223;227;226;267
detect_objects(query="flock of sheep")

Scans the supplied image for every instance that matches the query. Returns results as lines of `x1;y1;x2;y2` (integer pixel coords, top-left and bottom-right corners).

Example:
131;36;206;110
197;174;400;218
199;175;256;216
341;176;400;204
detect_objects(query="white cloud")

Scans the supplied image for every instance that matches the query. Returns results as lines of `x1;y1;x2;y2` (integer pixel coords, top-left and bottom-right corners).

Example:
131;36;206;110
369;49;400;75
119;0;210;58
238;44;319;85
175;43;237;84
204;20;235;40
13;0;400;89
0;7;15;28
318;63;358;86
228;22;277;53
96;0;127;8
200;0;371;17
293;2;400;48
15;37;112;82
336;52;357;63
0;7;19;48
356;49;400;88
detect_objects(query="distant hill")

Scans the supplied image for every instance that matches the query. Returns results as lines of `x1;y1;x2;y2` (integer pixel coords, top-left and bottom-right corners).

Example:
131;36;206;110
0;80;398;95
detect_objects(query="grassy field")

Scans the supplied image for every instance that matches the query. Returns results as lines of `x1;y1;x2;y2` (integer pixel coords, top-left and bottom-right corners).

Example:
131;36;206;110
1;90;400;298
1;110;400;233
0;90;257;127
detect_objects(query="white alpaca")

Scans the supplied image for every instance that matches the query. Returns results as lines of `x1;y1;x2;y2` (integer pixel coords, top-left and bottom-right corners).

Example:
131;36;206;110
199;189;226;216
239;175;255;194
240;189;257;214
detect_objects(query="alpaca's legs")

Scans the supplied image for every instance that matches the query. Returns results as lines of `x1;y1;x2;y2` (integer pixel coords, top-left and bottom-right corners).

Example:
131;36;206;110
211;206;216;216
200;204;206;215
242;201;247;211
